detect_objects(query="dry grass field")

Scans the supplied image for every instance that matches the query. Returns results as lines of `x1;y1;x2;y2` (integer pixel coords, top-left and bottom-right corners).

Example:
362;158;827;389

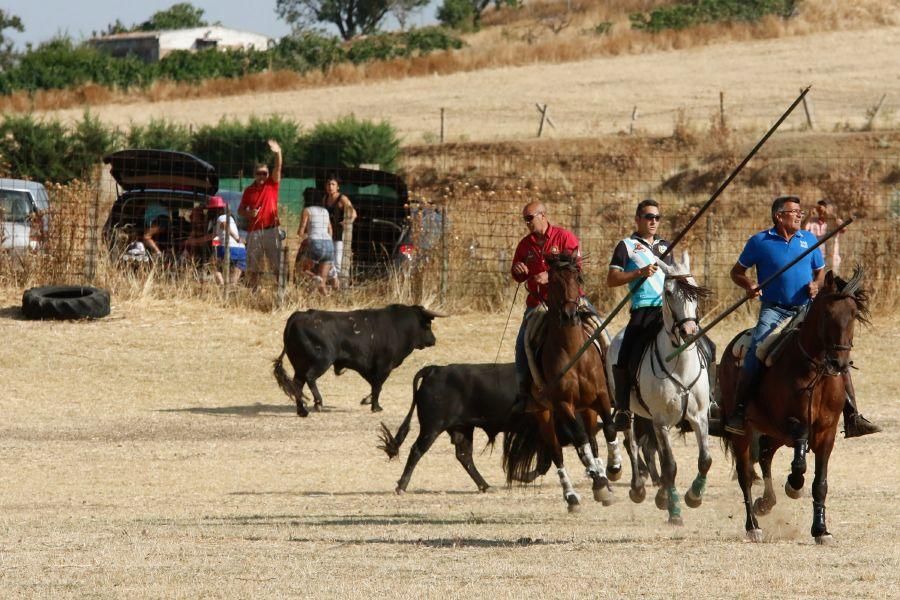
42;24;900;144
0;291;897;598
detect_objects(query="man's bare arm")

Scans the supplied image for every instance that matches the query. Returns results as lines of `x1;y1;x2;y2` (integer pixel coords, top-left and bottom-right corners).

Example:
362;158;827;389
730;262;761;298
268;140;283;183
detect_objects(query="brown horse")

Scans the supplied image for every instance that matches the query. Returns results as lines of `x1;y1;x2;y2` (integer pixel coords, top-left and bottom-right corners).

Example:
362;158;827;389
719;268;869;543
502;253;617;511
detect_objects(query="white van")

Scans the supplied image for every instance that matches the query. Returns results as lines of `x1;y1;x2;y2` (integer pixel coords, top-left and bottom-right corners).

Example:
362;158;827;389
0;179;50;250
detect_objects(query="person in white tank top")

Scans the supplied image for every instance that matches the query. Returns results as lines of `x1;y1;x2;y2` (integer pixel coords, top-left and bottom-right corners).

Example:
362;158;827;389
295;197;335;293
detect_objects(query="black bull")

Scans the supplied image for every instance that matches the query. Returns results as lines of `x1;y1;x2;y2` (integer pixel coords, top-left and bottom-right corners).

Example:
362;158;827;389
273;304;445;416
378;362;658;493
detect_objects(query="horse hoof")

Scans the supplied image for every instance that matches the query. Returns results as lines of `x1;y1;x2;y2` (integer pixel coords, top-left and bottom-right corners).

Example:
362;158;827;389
565;493;581;513
753;497;773;516
360;396;371;405
395;487;405;495
684;489;702;509
655;488;668;511
479;485;491;494
312;403;322;412
746;529;764;543
668;515;684;526
784;479;804;500
629;487;646;504
606;465;622;482
371;405;384;413
593;483;614;506
815;534;834;546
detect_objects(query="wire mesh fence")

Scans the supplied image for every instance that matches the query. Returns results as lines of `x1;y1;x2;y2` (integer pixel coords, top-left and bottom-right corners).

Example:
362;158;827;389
1;137;897;314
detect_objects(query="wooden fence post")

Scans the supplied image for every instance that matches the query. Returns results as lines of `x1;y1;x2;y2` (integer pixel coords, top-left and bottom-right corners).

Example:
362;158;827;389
440;205;449;305
864;93;887;131
629;105;638;135
719;91;726;129
440;108;445;144
801;89;816;130
340;220;353;281
536;103;548;137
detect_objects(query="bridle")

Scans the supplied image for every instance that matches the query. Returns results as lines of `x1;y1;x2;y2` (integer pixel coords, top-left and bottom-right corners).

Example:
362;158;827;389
663;276;700;347
798;294;855;377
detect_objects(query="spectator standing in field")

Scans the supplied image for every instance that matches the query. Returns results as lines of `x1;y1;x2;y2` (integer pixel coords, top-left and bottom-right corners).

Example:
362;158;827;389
208;195;246;285
323;176;356;288
295;193;334;294
238;140;283;287
804;198;843;274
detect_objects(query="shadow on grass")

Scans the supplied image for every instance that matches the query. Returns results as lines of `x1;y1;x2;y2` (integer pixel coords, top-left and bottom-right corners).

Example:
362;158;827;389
287;536;560;548
204;512;530;528
158;403;296;417
228;489;481;497
0;305;25;320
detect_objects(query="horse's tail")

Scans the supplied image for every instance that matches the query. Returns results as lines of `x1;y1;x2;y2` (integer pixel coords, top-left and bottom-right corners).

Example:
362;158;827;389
377;366;430;459
273;349;309;417
502;412;553;486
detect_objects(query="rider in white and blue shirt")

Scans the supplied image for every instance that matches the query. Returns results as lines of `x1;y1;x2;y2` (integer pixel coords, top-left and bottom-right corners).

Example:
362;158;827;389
607;199;673;431
725;196;879;438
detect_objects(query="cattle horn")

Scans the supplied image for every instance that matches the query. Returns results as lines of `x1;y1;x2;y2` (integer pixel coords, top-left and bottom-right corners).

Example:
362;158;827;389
423;308;449;318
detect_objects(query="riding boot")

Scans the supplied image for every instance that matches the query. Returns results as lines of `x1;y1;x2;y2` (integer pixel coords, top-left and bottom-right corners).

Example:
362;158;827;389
724;369;757;436
612;365;633;432
842;371;881;438
512;372;533;415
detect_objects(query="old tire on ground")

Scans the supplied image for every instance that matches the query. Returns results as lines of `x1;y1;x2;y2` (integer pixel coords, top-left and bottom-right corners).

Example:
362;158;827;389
22;285;111;320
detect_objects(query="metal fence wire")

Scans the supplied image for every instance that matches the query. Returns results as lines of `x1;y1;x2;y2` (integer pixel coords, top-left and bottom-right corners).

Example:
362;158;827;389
1;141;897;312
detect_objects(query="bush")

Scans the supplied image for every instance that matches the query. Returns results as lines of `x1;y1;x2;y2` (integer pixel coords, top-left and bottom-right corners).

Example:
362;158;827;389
629;0;798;33
0;112;401;182
126;118;192;151
437;0;477;30
0;114;84;182
305;115;400;172
272;33;346;72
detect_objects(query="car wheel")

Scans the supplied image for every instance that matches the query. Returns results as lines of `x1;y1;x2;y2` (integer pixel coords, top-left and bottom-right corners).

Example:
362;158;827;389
21;285;111;320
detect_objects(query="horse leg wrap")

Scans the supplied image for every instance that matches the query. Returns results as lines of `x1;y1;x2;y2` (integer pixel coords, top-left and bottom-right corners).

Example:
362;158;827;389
607;440;622;470
667;486;682;518
811;501;828;538
690;474;707;498
791;439;808;475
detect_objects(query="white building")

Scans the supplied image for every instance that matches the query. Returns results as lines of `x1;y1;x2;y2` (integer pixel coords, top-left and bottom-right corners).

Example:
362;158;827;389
91;26;272;62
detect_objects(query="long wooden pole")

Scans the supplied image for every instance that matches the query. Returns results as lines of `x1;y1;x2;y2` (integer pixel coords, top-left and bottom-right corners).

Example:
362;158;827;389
546;86;812;387
665;218;853;362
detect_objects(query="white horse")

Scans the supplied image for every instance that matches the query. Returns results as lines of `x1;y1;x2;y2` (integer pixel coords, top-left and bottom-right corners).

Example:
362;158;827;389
606;252;713;525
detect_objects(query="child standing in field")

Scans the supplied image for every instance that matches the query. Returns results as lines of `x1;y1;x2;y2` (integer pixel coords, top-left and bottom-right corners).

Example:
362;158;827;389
209;196;246;285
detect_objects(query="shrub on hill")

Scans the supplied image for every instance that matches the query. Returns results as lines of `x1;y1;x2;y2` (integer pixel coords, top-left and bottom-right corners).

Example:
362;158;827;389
0;29;463;96
629;0;798;33
0;113;401;182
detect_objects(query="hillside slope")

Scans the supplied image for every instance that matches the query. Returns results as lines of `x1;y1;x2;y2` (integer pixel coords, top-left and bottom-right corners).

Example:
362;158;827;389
46;26;900;144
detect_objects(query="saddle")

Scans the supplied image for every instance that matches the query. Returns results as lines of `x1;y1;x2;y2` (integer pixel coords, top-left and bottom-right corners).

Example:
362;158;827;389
731;305;808;368
524;301;608;390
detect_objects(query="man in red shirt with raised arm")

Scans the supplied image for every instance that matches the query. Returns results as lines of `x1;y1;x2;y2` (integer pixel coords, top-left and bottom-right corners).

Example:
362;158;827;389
239;139;282;287
511;201;582;405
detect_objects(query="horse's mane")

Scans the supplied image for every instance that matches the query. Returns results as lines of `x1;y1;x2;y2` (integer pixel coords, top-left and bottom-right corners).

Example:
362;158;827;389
833;265;871;325
670;277;712;302
546;252;580;271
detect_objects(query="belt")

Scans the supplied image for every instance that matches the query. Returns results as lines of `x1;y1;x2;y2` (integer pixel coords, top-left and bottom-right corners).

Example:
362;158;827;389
764;301;803;311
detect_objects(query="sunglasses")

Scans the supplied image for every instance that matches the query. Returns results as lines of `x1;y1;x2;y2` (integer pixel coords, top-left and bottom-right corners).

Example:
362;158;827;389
778;209;805;216
523;212;543;223
641;213;662;221
255;170;269;176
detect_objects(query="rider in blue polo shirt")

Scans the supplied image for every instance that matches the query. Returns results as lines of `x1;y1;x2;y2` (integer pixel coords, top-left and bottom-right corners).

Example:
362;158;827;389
724;195;880;438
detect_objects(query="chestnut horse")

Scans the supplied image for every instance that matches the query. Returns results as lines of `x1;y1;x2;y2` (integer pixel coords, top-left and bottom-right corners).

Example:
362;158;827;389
502;253;617;511
719;268;869;543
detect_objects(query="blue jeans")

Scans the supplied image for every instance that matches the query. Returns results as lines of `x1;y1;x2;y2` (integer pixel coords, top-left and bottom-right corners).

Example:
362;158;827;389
743;302;801;379
514;298;599;386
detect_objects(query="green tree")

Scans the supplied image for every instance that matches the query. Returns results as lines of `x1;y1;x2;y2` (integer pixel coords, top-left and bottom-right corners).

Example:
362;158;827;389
137;2;208;31
276;0;392;41
0;9;24;71
437;0;517;30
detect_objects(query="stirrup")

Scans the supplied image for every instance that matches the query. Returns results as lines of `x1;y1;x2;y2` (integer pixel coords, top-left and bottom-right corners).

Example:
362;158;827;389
724;405;746;436
613;409;633;432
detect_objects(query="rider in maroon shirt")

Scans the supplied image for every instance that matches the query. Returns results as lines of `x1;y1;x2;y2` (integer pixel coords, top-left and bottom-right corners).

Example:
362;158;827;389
510;201;582;404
